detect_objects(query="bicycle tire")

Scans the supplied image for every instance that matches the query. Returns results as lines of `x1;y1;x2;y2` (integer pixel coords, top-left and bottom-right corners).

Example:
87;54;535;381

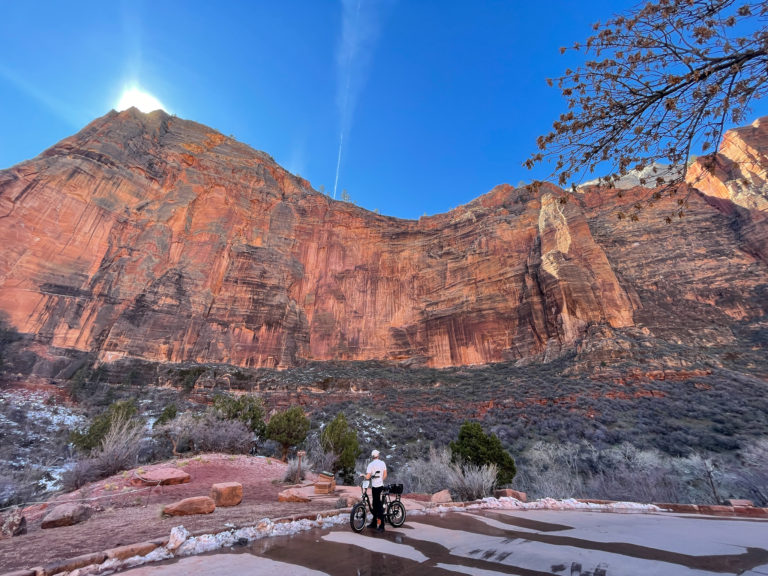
350;503;367;532
387;500;406;527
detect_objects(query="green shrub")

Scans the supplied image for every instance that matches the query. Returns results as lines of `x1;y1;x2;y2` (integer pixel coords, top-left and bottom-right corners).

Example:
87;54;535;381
153;403;178;428
0;319;20;372
320;412;359;483
267;406;310;461
67;364;105;403
212;393;266;438
450;421;516;486
70;400;140;453
176;366;206;392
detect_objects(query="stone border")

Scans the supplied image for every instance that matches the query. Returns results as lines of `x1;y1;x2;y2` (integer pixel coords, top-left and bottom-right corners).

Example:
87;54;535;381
2;499;767;576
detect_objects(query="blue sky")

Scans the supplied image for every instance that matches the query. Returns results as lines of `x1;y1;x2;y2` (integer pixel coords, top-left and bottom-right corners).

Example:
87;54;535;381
2;1;766;220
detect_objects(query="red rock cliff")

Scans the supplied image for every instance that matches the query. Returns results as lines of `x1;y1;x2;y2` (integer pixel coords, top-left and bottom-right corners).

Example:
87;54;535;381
0;109;765;369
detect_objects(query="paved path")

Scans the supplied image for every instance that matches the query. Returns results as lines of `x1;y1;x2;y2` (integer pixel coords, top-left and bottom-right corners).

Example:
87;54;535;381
120;509;768;575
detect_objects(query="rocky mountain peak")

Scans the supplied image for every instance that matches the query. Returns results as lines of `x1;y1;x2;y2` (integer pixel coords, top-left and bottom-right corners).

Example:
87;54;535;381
0;111;766;374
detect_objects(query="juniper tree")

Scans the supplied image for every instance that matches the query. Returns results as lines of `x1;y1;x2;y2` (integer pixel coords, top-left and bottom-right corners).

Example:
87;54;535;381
266;405;310;461
450;421;517;486
320;412;359;481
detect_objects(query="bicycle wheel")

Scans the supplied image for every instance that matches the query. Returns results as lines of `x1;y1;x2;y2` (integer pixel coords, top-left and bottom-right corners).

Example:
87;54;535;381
350;503;367;532
387;500;406;527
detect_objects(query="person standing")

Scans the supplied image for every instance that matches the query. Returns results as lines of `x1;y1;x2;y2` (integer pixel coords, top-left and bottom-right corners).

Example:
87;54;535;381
365;449;387;531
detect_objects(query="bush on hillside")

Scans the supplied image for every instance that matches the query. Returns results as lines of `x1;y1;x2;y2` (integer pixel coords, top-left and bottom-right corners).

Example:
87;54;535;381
154;411;252;455
153;412;199;456
283;457;307;483
70;400;140;453
193;414;252;453
396;447;497;500
395;446;452;494
66;363;107;404
511;440;768;505
447;462;497;501
320;412;359;483
734;438;768;506
92;413;144;477
0;319;21;372
60;459;100;492
304;432;338;474
175;366;206;392
450;421;516;486
212;393;266;440
267;406;310;461
0;464;52;508
153;403;178;428
512;441;585;499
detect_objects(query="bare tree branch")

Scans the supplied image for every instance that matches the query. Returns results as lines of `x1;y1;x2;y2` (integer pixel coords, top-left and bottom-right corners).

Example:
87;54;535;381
529;0;768;212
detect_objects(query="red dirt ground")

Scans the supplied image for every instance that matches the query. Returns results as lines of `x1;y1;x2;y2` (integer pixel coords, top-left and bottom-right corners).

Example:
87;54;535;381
0;454;334;573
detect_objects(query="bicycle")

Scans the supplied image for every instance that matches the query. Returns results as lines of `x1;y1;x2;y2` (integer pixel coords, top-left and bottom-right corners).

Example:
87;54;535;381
349;474;406;532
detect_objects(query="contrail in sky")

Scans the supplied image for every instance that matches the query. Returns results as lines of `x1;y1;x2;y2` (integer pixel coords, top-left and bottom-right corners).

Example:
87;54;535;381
333;0;389;199
333;131;344;199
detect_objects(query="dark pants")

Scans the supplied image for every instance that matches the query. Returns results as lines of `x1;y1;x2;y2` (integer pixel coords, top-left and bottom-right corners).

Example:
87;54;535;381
372;485;384;525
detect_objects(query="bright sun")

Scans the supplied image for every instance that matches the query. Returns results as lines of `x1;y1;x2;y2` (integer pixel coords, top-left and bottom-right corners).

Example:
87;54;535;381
116;87;165;113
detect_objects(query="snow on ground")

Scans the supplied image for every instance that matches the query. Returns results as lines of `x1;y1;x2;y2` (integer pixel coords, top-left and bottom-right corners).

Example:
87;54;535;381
0;388;85;499
0;388;84;444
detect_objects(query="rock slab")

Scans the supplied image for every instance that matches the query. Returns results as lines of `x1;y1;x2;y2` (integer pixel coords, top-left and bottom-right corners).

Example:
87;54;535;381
494;489;527;502
0;508;26;537
431;490;453;504
131;468;191;487
162;496;216;517
41;503;90;529
277;488;311;503
210;482;243;507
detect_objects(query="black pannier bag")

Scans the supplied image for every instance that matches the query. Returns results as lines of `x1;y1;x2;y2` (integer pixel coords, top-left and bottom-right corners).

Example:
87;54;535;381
386;483;404;494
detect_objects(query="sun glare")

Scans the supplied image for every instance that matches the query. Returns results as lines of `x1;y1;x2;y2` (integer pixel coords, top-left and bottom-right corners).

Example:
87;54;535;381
116;87;165;113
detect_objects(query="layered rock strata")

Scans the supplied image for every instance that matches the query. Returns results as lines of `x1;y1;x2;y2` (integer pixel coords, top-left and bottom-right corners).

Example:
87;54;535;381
0;109;766;370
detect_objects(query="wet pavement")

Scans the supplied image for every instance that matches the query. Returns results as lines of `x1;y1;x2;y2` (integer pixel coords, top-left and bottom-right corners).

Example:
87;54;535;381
119;509;768;575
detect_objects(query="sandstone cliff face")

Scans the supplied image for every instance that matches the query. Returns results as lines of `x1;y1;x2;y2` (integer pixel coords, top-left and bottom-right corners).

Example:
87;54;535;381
576;117;768;361
0;109;766;371
687;117;768;210
685;116;768;263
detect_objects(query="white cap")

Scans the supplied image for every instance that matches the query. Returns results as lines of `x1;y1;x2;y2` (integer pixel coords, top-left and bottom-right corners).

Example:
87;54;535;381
371;449;380;458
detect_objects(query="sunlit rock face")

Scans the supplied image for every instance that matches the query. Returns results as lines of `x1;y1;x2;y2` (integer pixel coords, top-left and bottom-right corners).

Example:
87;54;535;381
577;117;768;352
686;117;768;263
0;109;765;370
687;117;768;210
